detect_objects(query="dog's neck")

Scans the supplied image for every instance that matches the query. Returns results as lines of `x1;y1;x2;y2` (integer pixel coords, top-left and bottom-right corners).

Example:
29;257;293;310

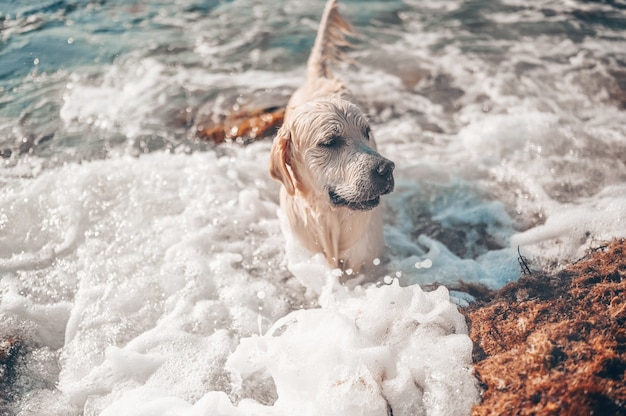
280;187;383;272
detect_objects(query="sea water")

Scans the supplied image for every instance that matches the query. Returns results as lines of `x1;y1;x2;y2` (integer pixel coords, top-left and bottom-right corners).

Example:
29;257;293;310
1;0;625;415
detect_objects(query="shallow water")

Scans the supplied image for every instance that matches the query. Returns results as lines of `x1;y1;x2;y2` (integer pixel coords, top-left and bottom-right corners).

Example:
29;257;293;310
1;0;625;415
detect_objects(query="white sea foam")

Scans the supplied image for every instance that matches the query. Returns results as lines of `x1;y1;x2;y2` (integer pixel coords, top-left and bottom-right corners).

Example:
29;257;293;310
59;57;302;141
1;148;482;415
225;281;478;416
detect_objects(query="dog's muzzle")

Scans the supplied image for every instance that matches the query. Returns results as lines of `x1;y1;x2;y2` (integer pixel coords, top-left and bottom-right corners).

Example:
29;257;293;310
328;158;395;211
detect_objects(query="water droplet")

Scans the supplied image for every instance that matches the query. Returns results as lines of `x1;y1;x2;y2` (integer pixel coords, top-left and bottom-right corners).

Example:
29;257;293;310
415;258;433;269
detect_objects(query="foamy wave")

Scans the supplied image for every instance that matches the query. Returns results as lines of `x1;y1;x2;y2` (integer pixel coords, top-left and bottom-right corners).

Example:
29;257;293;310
1;148;485;415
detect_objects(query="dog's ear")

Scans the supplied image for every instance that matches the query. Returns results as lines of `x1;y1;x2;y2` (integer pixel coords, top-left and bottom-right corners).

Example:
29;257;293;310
269;124;297;195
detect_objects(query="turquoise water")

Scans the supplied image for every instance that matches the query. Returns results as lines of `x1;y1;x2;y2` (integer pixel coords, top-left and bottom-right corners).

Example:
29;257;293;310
1;0;409;158
4;0;623;161
1;1;625;414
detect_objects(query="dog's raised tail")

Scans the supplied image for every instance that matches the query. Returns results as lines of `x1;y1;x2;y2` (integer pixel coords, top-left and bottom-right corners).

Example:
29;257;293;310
307;0;357;80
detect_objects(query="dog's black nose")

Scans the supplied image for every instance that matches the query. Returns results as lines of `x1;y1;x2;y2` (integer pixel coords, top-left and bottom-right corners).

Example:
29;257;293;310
375;159;395;179
372;158;395;195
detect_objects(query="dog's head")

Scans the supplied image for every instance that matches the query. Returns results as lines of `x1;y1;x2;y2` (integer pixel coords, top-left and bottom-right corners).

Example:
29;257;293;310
269;98;394;211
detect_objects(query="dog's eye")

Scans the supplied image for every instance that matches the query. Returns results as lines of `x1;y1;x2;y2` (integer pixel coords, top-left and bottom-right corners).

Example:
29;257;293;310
319;135;342;148
364;126;371;141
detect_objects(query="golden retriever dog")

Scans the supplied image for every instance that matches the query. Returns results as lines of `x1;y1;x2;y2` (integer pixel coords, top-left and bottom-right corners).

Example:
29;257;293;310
269;0;395;275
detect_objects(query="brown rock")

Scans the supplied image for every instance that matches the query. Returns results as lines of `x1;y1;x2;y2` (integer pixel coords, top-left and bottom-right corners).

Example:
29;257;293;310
195;106;285;144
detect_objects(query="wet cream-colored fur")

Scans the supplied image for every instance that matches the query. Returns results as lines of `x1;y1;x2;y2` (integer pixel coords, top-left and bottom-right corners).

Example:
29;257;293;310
269;0;394;274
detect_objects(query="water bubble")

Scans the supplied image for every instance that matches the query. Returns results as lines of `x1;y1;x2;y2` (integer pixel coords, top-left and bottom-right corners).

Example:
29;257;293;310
257;291;266;300
33;58;39;65
415;258;433;269
373;258;381;266
383;275;393;284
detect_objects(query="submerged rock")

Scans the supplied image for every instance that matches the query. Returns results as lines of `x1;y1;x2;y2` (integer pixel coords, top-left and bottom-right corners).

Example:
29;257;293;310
0;338;23;411
195;105;285;144
466;239;626;415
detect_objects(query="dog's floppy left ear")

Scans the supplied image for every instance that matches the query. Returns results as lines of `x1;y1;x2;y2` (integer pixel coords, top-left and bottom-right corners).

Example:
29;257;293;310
269;124;297;195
